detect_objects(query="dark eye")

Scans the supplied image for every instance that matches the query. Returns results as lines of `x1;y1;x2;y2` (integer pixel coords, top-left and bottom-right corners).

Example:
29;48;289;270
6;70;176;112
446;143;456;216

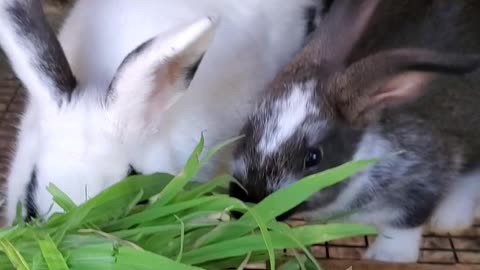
304;147;323;168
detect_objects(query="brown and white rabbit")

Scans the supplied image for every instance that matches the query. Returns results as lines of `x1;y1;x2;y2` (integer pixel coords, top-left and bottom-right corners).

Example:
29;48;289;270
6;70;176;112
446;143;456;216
229;0;480;263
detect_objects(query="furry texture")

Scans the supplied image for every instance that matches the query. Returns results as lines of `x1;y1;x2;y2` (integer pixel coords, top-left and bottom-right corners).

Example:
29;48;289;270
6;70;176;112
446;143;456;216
230;0;480;263
0;0;325;224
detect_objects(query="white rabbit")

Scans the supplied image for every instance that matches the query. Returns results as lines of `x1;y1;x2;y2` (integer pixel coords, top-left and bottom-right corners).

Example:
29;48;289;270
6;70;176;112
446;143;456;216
0;0;325;224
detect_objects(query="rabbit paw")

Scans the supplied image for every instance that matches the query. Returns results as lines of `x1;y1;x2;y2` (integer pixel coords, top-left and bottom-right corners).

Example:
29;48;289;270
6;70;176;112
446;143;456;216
364;227;421;263
430;203;474;233
429;170;479;233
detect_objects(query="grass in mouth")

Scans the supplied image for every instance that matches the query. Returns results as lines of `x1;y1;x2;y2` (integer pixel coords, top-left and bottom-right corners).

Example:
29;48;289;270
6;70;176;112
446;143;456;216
0;135;377;270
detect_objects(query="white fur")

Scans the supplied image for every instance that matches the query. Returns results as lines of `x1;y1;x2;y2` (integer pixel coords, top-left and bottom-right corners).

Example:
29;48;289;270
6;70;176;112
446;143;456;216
2;0;318;223
259;81;318;155
429;168;480;233
364;227;422;263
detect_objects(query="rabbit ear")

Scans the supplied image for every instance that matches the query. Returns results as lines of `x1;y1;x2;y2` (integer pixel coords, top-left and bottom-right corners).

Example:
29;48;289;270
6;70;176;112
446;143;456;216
303;0;380;71
106;17;216;131
0;0;77;106
331;48;480;127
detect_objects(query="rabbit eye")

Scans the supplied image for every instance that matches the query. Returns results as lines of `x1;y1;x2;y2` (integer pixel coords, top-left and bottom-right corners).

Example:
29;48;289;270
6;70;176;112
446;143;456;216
304;147;323;168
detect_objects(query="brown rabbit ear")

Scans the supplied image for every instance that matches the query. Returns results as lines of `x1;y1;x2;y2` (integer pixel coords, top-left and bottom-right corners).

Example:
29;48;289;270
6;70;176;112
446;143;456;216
332;48;480;127
307;0;380;70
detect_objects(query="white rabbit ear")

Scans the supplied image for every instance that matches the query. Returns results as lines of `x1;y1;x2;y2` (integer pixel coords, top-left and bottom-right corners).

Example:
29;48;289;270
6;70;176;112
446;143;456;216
106;17;217;127
0;0;77;106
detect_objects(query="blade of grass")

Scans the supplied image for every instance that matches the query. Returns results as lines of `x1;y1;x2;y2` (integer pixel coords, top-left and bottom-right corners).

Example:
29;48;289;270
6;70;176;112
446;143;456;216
268;223;321;270
175;175;233;202
182;224;375;265
64;243;116;269
199;135;244;168
31;253;47;270
114;246;203;270
106;195;246;231
78;229;143;251
179;211;231;224
0;240;31;270
247;208;275;270
47;184;77;212
149;135;205;206
123;189;144;217
142;227;213;256
47;173;174;227
104;196;219;230
174;216;185;262
198;159;376;246
111;223;218;239
51;203;93;244
246;159;376;224
236;252;252;270
0;226;24;240
36;234;69;270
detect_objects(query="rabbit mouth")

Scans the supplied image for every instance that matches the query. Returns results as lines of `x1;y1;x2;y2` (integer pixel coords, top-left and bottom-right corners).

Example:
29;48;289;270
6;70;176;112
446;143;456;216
228;202;308;222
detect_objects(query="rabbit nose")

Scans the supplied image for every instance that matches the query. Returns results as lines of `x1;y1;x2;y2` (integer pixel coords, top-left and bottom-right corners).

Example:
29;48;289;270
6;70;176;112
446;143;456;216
228;181;265;203
229;181;266;219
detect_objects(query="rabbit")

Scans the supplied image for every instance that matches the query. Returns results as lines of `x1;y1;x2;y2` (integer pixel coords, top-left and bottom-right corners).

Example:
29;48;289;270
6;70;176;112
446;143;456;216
229;0;480;263
0;0;328;225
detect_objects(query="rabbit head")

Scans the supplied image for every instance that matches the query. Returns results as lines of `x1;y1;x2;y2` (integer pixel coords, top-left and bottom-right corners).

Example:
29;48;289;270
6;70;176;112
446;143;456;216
0;0;215;223
229;0;480;219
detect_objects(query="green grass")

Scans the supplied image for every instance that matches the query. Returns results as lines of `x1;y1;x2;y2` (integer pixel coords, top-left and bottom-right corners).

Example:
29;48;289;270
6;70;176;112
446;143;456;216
0;135;377;270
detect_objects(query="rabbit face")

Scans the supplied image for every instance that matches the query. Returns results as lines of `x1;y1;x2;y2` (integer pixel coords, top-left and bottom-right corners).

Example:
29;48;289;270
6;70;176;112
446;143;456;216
229;80;362;217
229;0;480;221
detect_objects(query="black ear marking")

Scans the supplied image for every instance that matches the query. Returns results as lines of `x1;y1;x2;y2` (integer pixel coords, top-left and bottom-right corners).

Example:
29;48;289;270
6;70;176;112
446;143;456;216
127;164;140;177
304;6;318;36
304;0;335;37
185;53;205;86
321;0;335;14
25;168;38;222
7;0;77;103
105;37;156;104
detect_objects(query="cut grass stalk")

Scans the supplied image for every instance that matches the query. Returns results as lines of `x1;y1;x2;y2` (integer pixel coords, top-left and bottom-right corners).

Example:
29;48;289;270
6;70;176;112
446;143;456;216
0;135;377;269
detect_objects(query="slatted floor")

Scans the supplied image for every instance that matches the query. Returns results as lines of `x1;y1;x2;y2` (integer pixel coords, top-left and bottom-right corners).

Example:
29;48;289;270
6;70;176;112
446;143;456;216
317;226;480;264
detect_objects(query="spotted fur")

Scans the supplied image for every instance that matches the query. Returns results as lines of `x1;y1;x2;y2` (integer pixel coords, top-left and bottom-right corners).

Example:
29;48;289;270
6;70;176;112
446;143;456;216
230;0;480;263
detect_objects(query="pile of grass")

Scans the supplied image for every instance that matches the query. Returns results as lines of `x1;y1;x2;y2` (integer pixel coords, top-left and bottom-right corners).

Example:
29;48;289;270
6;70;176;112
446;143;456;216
0;136;376;270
